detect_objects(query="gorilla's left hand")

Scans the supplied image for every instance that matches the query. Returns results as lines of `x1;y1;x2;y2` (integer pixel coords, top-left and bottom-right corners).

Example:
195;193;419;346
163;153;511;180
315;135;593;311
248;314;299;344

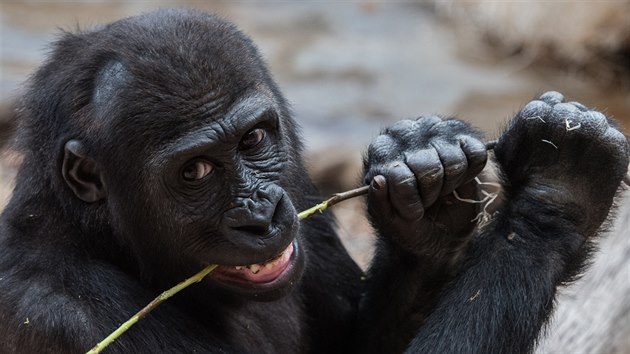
364;116;487;262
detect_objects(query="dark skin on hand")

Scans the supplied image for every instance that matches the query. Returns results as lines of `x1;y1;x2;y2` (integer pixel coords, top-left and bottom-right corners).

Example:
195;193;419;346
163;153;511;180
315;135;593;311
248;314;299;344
0;8;628;354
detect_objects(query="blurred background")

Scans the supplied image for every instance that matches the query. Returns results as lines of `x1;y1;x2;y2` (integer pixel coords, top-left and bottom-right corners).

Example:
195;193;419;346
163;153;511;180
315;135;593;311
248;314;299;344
1;1;629;352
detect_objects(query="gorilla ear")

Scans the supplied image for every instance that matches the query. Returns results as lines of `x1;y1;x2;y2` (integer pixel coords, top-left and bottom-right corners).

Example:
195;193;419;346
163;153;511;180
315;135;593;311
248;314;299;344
62;140;106;202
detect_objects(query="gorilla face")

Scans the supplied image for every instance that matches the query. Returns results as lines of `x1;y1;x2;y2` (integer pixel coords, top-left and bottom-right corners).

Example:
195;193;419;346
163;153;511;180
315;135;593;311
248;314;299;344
154;95;305;300
105;89;306;301
58;11;307;301
138;97;304;300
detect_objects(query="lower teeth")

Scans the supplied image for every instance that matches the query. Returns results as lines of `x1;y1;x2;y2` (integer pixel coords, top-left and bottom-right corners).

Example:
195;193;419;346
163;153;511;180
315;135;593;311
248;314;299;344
231;245;289;273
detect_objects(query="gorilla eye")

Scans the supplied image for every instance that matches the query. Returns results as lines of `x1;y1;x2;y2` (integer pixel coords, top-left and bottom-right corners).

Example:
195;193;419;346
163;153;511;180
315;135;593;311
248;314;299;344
182;160;214;181
239;128;266;150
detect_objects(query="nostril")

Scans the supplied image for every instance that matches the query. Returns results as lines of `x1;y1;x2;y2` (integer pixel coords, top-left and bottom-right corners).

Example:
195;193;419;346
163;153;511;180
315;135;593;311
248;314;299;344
224;186;286;237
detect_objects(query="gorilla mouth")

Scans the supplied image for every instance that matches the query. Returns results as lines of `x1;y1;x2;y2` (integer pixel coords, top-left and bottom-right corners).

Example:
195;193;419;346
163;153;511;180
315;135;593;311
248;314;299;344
209;240;302;296
214;242;294;283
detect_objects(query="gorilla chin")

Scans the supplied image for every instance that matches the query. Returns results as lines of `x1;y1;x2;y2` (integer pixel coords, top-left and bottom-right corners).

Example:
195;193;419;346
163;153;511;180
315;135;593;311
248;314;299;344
207;239;305;301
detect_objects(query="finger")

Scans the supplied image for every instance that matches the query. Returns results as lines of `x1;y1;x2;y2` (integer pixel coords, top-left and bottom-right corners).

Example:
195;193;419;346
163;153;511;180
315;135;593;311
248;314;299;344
568;101;587;112
458;135;488;182
431;140;468;196
405;148;443;209
367;134;400;166
384;119;418;143
539;91;565;105
367;175;393;220
387;161;424;220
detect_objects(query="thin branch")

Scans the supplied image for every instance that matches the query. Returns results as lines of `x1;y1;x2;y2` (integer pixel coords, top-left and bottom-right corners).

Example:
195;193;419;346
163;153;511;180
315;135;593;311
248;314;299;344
297;185;370;220
86;265;218;354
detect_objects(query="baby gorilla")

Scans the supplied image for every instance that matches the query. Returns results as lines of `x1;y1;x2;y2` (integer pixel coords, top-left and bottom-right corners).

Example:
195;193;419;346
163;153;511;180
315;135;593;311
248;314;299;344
0;8;627;354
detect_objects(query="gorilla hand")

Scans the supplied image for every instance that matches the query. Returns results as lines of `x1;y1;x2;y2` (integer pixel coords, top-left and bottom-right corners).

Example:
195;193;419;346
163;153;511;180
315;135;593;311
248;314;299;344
495;91;630;236
364;116;487;264
357;116;488;353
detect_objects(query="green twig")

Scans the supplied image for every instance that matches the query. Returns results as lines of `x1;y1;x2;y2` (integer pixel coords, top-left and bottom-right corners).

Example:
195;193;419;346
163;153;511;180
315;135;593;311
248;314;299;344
86;264;218;354
297;185;370;220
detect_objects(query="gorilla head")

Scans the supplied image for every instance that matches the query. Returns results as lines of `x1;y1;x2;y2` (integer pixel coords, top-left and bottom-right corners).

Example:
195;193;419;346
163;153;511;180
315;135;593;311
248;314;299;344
18;9;308;300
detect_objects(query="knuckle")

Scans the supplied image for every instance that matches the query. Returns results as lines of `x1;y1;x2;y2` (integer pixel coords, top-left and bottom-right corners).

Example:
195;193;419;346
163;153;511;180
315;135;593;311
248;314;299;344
460;137;488;158
432;119;471;139
368;134;398;162
569;110;609;134
379;161;410;182
469;152;488;169
568;101;588;112
405;147;436;162
441;118;468;129
518;100;551;121
552;102;581;119
469;146;488;159
415;115;442;126
385;119;416;137
364;165;387;184
547;103;582;125
539;91;565;104
587;110;607;124
606;127;629;152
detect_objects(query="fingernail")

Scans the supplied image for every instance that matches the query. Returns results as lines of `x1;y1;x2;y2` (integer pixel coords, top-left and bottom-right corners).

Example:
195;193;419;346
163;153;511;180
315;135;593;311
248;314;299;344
372;175;386;190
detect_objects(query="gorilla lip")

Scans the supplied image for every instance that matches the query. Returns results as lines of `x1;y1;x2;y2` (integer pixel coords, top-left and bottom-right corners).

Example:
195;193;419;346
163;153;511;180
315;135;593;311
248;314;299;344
212;242;295;284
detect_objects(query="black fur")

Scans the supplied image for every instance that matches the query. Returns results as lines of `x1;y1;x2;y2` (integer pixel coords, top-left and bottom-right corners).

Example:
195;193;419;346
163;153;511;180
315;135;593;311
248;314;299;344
0;9;628;354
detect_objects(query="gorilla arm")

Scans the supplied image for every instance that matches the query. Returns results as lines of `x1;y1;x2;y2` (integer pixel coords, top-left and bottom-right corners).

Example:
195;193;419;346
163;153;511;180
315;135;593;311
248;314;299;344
357;117;488;352
405;93;629;353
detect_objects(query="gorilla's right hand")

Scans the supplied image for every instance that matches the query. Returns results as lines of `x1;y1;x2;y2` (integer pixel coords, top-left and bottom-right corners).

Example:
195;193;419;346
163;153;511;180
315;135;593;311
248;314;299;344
364;116;487;262
494;91;630;236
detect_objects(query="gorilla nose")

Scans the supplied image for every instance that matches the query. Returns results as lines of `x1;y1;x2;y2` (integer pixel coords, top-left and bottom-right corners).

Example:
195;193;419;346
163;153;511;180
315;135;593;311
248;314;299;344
232;219;272;236
222;185;284;237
